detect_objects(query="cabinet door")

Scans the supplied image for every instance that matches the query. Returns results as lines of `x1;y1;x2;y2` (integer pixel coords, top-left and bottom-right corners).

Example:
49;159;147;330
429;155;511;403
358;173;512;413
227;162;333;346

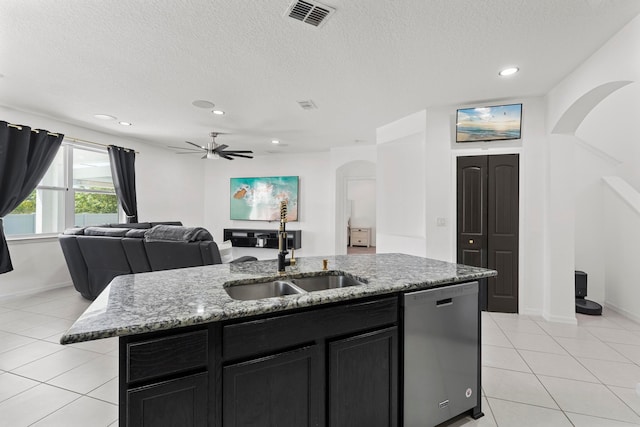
328;327;398;427
127;372;208;427
223;345;322;427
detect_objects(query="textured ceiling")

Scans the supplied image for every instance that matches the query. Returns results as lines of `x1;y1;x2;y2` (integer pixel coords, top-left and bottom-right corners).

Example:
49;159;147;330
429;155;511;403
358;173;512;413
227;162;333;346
1;0;639;155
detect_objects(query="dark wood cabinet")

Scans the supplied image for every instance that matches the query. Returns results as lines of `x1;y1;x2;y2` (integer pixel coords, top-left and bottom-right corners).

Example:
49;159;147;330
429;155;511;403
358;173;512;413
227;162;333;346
121;297;400;427
222;345;322;427
220;297;398;427
328;327;398;427
119;328;211;427
127;372;208;427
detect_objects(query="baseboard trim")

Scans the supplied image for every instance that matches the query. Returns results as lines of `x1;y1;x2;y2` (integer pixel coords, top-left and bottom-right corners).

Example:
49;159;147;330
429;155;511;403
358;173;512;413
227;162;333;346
605;301;640;324
0;281;73;301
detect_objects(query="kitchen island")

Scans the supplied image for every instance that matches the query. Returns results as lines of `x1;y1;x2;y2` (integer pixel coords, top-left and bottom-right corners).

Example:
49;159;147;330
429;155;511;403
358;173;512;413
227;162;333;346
61;253;496;427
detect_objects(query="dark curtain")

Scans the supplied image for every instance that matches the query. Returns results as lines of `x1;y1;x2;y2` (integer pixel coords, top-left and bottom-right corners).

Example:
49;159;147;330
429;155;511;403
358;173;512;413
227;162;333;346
0;121;64;274
108;145;138;223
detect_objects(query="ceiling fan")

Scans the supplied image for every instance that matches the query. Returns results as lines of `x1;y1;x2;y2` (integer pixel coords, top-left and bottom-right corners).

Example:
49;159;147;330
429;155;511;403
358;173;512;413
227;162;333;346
170;132;254;160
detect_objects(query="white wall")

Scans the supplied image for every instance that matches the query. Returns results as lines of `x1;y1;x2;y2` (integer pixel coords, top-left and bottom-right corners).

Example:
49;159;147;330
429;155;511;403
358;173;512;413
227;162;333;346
603;177;640;323
1;106;205;298
546;14;640;313
203;151;333;260
376;111;427;256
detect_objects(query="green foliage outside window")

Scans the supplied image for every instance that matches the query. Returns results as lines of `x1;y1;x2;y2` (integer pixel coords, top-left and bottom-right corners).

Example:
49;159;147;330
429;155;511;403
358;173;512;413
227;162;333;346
11;191;36;214
11;190;117;214
75;192;118;214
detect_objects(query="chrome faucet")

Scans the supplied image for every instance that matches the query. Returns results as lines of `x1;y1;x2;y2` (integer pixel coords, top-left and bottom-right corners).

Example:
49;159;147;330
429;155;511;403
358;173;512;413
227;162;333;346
277;201;290;274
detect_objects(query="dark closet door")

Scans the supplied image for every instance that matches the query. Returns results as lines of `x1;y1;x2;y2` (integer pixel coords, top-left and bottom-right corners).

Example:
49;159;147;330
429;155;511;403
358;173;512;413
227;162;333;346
457;157;488;269
487;155;519;313
457;154;519;313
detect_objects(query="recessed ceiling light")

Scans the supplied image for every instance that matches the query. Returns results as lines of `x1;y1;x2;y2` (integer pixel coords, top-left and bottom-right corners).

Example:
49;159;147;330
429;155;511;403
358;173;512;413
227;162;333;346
192;100;215;109
271;140;280;144
119;121;132;126
212;110;225;115
499;67;519;77
94;114;116;120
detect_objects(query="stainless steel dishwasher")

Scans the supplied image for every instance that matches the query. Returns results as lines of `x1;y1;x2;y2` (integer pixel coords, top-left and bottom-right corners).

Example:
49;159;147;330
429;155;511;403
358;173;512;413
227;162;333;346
403;281;479;427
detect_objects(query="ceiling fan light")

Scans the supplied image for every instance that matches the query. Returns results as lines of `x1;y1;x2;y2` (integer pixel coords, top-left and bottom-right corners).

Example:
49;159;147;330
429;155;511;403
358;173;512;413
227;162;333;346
206;151;219;160
212;110;225;115
499;67;519;77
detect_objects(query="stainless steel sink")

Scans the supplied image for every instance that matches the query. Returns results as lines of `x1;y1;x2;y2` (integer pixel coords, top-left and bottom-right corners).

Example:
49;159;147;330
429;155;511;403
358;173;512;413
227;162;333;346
224;273;366;300
291;275;365;292
224;280;302;301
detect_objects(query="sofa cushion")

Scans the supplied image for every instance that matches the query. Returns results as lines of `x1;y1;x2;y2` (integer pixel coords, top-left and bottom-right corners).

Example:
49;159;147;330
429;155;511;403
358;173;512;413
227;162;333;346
144;225;213;242
84;227;130;237
145;240;209;270
125;228;147;238
63;227;86;235
150;221;183;227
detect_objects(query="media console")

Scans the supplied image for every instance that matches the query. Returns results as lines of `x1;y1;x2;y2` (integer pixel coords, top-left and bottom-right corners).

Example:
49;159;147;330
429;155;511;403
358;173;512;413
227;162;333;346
223;228;302;249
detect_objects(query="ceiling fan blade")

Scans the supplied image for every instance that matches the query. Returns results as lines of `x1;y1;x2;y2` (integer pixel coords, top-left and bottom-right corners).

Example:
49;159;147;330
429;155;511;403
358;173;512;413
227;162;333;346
169;145;202;151
201;154;208;159
212;144;228;152
186;141;206;150
222;150;253;154
175;151;201;155
225;153;254;159
219;153;234;160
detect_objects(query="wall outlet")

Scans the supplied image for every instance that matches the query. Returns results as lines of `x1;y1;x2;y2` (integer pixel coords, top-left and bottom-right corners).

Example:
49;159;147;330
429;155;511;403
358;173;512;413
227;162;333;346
436;218;446;227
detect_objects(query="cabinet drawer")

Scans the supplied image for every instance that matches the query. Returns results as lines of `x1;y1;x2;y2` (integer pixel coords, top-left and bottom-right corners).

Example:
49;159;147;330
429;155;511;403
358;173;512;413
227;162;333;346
351;232;367;240
127;330;208;383
222;297;398;361
127;372;208;427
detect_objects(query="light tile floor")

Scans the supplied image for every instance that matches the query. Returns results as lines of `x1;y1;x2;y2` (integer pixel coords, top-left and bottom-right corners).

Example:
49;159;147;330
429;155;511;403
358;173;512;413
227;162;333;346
1;286;640;426
449;309;640;427
0;286;118;427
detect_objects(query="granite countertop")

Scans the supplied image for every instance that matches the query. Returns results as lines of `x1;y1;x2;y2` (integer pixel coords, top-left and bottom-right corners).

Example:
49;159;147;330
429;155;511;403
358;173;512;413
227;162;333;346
60;253;496;344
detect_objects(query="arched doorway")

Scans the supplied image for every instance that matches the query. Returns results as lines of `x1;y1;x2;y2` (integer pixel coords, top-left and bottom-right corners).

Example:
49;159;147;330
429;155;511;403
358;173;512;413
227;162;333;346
335;160;376;255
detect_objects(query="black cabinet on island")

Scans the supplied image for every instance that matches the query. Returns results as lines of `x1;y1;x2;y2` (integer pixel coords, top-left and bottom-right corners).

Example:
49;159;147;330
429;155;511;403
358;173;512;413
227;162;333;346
61;253;496;427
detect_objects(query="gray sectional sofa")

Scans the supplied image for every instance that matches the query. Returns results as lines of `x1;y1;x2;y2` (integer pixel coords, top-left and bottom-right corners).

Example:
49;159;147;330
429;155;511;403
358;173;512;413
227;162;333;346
59;222;255;300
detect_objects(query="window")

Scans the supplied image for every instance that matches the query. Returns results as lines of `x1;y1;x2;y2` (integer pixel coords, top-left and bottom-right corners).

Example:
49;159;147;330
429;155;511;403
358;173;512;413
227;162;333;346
4;143;120;237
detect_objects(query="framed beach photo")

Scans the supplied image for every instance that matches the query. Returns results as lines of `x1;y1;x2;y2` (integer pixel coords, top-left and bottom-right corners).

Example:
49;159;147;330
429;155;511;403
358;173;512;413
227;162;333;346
230;176;299;221
456;103;522;143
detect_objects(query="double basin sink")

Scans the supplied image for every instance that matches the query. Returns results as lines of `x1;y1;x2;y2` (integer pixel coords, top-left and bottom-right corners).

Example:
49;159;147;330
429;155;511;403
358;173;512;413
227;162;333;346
225;273;366;301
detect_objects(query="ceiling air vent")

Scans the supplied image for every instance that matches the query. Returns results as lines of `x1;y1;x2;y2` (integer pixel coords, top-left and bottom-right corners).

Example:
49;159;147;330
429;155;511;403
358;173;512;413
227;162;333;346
297;100;318;110
285;0;335;28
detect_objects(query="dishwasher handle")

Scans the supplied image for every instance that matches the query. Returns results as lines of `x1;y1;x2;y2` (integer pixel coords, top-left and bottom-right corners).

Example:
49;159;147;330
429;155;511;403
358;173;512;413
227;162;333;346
436;297;453;307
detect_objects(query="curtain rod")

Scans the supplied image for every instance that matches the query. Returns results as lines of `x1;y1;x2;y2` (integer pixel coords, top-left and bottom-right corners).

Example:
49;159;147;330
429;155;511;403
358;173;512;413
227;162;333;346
6;123;138;154
7;123;59;137
64;136;139;154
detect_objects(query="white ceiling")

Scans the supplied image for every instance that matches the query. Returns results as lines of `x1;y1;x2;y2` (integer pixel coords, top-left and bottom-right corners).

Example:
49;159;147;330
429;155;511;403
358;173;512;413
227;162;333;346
1;0;639;155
